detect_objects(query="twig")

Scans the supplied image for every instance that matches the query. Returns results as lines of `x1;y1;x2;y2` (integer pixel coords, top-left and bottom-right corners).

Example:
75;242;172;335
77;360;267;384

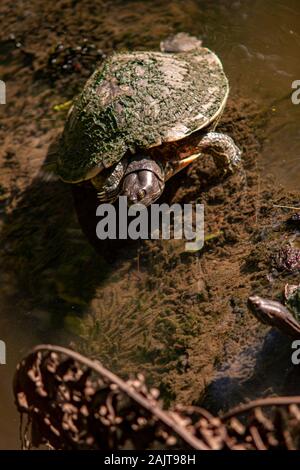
249;425;267;451
273;204;300;211
30;345;209;450
221;396;300;421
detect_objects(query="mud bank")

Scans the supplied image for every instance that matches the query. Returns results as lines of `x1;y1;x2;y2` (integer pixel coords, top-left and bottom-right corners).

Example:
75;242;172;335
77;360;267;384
0;0;299;434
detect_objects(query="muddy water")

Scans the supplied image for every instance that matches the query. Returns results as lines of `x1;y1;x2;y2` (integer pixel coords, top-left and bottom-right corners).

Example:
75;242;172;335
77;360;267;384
200;0;300;190
0;0;300;449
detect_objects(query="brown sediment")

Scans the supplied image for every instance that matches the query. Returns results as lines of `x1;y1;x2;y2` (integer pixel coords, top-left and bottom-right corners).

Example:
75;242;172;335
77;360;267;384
0;0;299;426
75;97;299;407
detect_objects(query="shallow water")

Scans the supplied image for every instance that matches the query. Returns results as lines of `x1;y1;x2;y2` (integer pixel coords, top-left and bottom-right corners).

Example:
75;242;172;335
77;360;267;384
0;0;300;449
200;0;300;190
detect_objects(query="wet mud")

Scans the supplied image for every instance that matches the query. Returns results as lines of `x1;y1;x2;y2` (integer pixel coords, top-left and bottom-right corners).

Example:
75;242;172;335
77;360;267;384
0;0;299;448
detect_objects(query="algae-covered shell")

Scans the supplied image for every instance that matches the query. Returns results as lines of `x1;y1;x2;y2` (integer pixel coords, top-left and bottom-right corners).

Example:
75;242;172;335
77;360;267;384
57;48;229;182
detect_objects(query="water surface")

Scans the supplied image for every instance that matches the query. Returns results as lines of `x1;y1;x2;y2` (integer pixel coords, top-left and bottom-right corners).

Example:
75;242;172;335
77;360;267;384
0;0;299;449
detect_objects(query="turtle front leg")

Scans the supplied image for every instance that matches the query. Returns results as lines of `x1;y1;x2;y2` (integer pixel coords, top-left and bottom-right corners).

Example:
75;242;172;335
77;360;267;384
92;157;128;203
197;132;242;175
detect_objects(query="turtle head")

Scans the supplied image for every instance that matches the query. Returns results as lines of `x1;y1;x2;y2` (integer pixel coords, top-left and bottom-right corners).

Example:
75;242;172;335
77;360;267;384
121;157;165;207
160;33;203;53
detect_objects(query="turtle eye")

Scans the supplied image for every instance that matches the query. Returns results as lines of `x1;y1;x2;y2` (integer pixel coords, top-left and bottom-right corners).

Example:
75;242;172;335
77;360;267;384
137;189;146;201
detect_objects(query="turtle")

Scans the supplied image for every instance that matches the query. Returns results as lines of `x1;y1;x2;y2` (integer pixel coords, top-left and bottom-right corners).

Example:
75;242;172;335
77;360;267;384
248;285;300;337
56;33;242;207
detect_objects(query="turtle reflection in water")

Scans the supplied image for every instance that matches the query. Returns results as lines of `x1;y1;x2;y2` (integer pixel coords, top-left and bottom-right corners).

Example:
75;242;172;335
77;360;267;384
248;285;300;337
56;33;242;207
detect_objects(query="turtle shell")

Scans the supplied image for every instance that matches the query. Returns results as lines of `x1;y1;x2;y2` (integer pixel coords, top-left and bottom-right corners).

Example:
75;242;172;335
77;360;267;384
57;48;229;182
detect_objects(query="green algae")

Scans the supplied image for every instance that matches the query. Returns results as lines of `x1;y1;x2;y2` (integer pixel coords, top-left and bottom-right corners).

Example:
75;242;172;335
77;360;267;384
57;49;228;182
